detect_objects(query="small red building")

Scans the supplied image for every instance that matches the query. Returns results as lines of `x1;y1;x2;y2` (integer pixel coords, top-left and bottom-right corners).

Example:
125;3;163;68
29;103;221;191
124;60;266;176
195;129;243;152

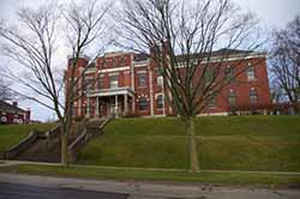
66;49;271;118
0;101;31;124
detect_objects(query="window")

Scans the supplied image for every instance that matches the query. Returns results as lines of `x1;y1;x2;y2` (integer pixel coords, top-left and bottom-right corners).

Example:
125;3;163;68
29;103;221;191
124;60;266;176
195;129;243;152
225;66;235;82
249;88;257;104
109;75;118;88
156;95;164;109
83;77;93;92
138;73;147;87
98;74;105;89
139;97;148;111
157;76;163;88
228;89;236;106
208;92;217;108
204;67;216;84
247;63;255;81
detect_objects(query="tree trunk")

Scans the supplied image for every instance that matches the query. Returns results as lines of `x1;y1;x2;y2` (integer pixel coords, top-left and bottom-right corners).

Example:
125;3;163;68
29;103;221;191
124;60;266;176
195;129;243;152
293;103;299;115
186;118;199;173
60;124;69;167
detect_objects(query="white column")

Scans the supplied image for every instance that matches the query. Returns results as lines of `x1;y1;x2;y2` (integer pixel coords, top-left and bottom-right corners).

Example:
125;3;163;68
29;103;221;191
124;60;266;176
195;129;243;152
115;95;118;118
124;94;128;115
96;97;99;117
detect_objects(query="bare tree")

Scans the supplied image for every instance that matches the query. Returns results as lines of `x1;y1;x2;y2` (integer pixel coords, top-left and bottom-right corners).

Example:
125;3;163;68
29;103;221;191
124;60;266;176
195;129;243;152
0;0;112;166
62;0;112;165
115;0;263;172
0;78;14;101
270;16;300;113
270;84;285;103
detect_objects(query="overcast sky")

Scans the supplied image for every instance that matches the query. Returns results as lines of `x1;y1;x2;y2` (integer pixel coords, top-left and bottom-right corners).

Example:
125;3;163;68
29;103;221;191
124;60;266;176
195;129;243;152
0;0;299;121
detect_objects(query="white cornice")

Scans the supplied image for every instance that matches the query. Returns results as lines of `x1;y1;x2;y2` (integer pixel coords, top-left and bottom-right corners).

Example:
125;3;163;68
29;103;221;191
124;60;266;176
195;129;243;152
98;66;130;73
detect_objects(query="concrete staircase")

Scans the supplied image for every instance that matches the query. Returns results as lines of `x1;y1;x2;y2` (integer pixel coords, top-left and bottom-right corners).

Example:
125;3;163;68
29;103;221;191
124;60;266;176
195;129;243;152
14;134;77;163
14;118;109;163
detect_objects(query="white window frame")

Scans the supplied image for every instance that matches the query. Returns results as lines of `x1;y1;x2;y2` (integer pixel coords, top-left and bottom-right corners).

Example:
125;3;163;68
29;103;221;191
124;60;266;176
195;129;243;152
247;63;255;81
156;94;164;109
249;88;258;104
109;75;119;89
157;76;163;88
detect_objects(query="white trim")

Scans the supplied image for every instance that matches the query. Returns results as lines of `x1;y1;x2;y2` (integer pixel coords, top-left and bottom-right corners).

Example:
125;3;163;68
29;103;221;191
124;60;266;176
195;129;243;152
155;93;164;99
85;68;97;74
104;51;126;57
197;112;229;117
88;87;135;98
177;54;266;68
204;53;266;63
133;60;149;67
108;72;119;76
98;66;130;73
136;70;147;74
152;114;166;117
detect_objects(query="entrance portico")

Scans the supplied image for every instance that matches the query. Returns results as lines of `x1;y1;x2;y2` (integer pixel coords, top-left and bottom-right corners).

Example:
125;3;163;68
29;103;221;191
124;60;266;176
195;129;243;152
87;87;135;118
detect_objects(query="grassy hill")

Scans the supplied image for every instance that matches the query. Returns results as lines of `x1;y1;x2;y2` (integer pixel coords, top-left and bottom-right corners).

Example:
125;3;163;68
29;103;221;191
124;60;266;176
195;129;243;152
0;123;56;152
77;116;300;172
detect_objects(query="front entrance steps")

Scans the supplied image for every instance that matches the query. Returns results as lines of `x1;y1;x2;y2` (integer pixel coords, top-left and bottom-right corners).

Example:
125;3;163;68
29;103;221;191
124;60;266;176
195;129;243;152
10;118;110;163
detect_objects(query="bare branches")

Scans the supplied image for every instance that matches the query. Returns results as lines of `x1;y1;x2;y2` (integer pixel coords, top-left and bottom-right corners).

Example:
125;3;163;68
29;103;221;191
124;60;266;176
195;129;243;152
0;0;112;165
116;0;262;120
0;3;63;118
0;78;14;101
270;16;300;107
63;0;112;58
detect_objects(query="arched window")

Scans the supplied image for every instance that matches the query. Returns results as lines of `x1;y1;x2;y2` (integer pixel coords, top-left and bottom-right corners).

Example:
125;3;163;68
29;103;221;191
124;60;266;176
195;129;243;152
157;76;163;88
156;95;164;109
139;97;148;111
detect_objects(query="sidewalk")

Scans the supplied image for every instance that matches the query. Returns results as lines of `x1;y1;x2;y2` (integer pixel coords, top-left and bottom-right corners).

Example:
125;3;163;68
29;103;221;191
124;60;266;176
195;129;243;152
0;172;299;199
1;160;300;176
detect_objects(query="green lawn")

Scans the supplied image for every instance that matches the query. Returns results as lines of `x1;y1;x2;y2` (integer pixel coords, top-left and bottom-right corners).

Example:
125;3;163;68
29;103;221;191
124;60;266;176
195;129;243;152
0;123;56;151
0;164;299;188
77;116;300;171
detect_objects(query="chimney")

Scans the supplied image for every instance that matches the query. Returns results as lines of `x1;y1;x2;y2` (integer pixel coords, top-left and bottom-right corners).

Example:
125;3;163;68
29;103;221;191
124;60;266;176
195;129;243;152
12;101;18;107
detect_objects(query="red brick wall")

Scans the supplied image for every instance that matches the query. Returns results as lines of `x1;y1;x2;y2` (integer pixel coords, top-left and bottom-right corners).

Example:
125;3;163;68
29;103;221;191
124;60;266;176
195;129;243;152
134;66;151;116
67;53;271;118
0;111;29;124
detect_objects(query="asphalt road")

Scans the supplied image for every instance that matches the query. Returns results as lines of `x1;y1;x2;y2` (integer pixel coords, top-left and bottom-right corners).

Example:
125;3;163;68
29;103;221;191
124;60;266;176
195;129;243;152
0;182;129;199
1;173;300;199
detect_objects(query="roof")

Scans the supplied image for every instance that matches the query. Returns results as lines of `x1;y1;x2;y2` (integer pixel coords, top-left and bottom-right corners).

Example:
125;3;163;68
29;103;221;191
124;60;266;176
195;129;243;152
0;100;27;113
134;53;149;62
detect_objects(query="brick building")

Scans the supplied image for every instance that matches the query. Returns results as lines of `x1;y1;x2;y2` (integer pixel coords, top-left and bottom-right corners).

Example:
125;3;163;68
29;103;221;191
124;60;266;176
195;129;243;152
66;49;271;118
0;100;31;124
